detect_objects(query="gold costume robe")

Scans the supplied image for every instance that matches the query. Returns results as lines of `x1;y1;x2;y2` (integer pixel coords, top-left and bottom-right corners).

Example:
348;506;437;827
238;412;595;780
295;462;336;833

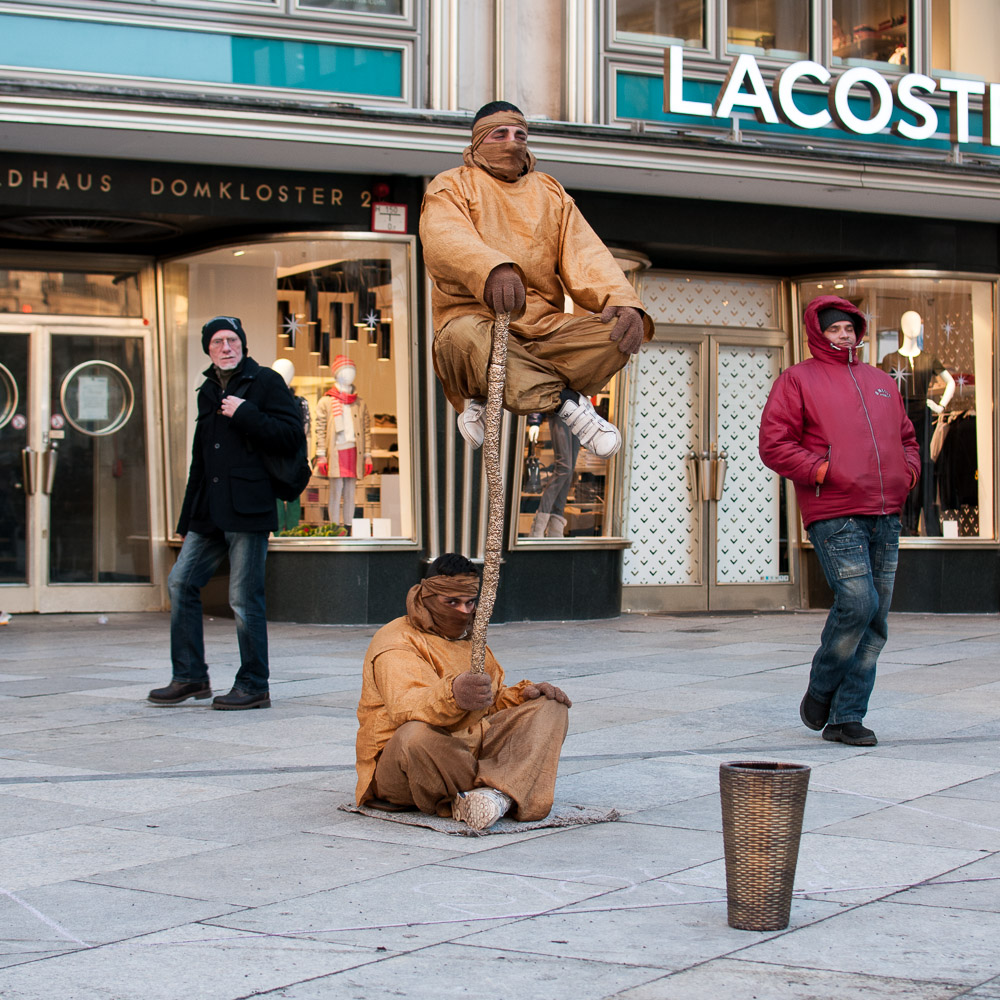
419;164;653;413
354;615;534;806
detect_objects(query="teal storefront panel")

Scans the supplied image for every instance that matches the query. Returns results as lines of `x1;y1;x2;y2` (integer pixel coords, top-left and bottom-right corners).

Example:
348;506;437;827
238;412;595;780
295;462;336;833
616;70;986;153
0;13;403;98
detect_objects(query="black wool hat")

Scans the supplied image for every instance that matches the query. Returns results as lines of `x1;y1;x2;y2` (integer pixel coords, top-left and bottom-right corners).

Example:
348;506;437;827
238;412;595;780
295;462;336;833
201;316;247;354
817;307;857;333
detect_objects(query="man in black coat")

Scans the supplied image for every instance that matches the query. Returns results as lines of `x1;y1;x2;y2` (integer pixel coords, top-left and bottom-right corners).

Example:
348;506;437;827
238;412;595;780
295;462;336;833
148;316;302;710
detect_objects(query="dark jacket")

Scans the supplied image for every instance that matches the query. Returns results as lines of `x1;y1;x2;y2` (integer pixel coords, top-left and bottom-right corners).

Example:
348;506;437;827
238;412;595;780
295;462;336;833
758;295;921;529
177;356;303;535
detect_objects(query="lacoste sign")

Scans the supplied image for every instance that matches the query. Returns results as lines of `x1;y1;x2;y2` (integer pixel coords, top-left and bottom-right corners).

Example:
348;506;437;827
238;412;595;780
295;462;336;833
664;46;999;147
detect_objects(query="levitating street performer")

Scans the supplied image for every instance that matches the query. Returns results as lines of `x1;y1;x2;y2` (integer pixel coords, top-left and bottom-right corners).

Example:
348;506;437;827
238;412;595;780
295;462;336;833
355;554;572;832
420;101;654;458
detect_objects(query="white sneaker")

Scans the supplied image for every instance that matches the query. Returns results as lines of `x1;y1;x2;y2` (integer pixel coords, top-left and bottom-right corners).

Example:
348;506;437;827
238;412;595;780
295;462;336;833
453;787;512;832
457;399;486;449
556;394;621;458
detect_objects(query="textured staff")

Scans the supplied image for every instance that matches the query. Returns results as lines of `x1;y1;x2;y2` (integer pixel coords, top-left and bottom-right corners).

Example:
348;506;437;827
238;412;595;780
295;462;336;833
469;310;510;674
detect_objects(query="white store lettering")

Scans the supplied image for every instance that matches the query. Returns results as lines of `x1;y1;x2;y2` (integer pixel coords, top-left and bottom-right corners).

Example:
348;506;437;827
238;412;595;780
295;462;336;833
663;46;1000;147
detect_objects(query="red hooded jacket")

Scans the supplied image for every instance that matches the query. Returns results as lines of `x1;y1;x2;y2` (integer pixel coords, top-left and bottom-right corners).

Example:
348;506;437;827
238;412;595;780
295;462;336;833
759;295;920;528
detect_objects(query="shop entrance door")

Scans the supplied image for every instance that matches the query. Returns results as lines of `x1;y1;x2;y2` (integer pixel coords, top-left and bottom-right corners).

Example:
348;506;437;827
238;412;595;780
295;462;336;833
0;319;162;613
621;329;798;613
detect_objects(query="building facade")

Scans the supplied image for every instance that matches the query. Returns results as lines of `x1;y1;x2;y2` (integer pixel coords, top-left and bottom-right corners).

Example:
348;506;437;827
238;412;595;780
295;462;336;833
1;0;998;621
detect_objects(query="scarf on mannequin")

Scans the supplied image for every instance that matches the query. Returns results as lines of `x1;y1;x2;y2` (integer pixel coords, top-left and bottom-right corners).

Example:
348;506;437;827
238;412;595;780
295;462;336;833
463;110;537;182
406;573;481;640
325;384;357;443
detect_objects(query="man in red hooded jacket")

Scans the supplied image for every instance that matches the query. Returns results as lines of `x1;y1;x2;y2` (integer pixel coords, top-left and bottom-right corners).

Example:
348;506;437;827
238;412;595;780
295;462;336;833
759;296;920;746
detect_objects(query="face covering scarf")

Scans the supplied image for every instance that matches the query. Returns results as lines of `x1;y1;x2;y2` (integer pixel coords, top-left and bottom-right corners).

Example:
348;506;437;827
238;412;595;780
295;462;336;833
406;573;480;640
463;111;537;182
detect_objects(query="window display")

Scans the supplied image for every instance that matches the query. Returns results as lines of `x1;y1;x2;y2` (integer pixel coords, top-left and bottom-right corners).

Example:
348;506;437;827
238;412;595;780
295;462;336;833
797;274;995;540
727;0;808;59
832;0;909;68
511;376;623;543
162;235;416;544
616;0;705;47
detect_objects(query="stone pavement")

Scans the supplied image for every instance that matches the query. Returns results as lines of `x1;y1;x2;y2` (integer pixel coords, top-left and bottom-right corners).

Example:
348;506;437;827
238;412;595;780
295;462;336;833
1;609;999;1000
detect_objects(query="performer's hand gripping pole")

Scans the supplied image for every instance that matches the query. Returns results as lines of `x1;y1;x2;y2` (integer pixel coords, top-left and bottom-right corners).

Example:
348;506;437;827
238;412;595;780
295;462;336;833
469;311;510;674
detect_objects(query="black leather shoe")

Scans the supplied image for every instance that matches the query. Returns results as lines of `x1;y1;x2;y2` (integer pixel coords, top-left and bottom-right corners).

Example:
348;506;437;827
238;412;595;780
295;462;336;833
822;722;877;746
148;680;212;705
799;690;831;731
212;686;271;710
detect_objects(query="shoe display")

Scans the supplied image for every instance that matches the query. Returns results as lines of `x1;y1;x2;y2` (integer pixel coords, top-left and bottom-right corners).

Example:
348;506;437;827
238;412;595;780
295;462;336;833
822;721;877;746
556;393;621;458
799;691;830;731
211;686;271;710
148;680;212;705
452;787;513;832
457;399;486;449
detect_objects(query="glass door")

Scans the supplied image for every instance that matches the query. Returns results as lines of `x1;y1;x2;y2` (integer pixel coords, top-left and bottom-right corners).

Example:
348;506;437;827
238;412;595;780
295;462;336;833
0;321;162;613
621;329;798;612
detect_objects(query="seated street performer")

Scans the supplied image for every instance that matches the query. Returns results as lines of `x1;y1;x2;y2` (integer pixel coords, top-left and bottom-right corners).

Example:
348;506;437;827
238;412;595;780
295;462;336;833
355;554;572;832
419;101;654;459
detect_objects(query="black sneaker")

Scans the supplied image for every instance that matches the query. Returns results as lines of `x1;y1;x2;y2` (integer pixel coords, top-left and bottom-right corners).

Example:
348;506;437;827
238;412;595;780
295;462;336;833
799;691;831;731
212;686;271;711
148;680;212;705
822;722;877;746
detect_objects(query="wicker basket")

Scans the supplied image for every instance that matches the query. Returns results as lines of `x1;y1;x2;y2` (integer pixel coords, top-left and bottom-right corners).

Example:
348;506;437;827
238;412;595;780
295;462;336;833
720;761;811;931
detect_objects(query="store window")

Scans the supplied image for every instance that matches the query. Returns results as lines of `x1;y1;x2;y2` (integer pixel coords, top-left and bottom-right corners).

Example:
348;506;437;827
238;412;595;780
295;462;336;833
797;274;996;540
616;0;705;47
510;373;625;545
0;269;141;317
832;0;909;68
727;0;808;59
162;235;417;544
931;0;1000;81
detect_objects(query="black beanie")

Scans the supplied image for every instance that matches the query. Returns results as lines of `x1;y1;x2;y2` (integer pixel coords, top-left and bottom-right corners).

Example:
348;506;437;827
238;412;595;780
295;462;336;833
201;316;247;354
817;308;857;333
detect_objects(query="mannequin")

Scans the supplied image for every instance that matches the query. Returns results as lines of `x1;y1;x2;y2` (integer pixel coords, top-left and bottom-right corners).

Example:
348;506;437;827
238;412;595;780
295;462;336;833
314;355;372;531
880;310;955;535
528;413;581;537
271;358;311;533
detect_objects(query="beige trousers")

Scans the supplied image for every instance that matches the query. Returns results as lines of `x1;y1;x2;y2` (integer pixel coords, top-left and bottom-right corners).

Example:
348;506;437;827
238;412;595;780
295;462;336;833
373;697;569;821
432;313;631;414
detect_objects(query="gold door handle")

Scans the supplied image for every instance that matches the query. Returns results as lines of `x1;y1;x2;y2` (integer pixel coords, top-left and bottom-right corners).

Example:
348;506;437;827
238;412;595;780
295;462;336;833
20;447;37;495
41;442;58;495
712;449;728;501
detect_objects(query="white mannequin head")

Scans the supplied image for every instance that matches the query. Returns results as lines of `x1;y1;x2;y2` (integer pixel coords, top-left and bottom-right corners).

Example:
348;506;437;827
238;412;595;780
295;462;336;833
900;310;922;341
332;355;356;390
271;358;295;387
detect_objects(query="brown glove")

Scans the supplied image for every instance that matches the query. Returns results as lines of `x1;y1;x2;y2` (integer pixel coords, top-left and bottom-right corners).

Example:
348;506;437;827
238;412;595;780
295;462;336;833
523;681;572;708
601;305;644;354
483;264;526;315
452;670;494;711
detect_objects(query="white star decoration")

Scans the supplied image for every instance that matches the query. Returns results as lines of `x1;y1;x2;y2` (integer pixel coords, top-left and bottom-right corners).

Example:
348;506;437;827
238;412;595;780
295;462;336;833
955;373;969;391
889;364;910;389
282;314;303;338
364;311;380;331
942;320;955;340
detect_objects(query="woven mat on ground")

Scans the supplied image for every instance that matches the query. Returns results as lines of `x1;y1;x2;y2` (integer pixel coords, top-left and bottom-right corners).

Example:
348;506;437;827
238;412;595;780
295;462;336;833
338;800;619;836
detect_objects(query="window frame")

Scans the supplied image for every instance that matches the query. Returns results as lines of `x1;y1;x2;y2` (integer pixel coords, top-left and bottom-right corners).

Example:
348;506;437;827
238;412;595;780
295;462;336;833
791;268;999;548
158;231;423;552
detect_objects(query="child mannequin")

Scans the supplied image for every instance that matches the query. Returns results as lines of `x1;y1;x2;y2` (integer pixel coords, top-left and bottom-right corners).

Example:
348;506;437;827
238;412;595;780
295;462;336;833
314;355;372;530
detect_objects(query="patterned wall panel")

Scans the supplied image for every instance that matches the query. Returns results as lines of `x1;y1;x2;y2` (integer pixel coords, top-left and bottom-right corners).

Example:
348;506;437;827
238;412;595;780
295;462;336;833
638;273;780;329
715;345;782;584
623;342;701;586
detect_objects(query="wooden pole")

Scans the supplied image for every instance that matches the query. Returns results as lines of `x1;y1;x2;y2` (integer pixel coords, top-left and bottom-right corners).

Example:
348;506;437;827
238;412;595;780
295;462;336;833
469;310;510;673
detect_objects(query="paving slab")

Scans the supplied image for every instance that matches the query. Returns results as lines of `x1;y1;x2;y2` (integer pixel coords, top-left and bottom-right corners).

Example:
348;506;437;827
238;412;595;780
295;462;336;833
1;609;999;998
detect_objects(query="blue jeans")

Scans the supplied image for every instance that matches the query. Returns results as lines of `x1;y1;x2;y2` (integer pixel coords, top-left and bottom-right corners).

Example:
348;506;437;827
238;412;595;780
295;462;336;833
538;414;581;516
168;529;270;694
806;514;900;724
